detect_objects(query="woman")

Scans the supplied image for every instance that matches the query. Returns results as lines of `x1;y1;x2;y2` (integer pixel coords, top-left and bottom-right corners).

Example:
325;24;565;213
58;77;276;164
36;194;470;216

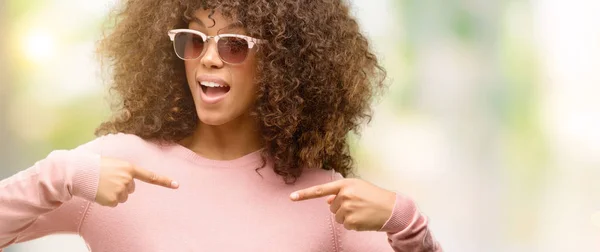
0;0;442;251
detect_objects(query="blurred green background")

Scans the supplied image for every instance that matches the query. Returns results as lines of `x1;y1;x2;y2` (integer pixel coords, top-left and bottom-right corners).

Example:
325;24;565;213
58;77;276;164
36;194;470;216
1;0;599;251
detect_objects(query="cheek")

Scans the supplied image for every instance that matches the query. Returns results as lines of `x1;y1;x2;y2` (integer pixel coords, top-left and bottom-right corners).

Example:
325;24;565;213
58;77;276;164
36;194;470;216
241;58;259;88
238;66;259;96
184;61;196;85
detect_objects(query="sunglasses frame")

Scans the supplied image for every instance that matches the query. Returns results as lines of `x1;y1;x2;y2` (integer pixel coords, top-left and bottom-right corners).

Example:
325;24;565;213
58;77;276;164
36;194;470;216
167;29;266;64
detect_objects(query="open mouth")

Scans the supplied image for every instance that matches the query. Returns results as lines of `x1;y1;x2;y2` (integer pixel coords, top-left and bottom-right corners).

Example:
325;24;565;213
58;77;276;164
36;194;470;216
200;81;231;97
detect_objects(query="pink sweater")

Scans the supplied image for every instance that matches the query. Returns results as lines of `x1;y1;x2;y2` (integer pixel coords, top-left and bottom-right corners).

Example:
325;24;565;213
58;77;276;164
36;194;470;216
0;133;441;251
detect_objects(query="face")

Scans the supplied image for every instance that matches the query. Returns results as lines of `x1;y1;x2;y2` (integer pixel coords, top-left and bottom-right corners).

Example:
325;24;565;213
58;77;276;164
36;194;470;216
183;9;260;126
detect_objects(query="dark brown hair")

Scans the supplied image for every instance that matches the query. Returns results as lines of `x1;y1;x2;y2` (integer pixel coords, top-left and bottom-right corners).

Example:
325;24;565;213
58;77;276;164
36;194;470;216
96;0;386;183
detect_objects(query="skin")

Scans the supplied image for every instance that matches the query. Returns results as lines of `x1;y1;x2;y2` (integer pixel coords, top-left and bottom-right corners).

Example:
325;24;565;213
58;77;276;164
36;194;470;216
178;9;264;161
290;178;396;231
94;9;396;232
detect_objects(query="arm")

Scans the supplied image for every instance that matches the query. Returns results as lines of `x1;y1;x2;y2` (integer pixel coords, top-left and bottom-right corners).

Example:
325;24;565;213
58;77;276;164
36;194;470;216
290;172;443;252
0;140;103;249
0;133;179;251
334;193;442;251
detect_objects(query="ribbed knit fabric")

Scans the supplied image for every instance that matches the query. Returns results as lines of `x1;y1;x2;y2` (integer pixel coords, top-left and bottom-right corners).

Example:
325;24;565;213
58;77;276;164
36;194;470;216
0;133;441;251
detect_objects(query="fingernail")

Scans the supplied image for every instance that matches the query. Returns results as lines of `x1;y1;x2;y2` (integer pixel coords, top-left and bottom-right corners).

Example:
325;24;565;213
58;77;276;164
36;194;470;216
290;192;299;200
171;181;179;188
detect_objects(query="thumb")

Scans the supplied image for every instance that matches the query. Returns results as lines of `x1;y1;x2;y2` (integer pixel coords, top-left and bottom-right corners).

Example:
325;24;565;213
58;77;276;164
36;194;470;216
326;195;336;204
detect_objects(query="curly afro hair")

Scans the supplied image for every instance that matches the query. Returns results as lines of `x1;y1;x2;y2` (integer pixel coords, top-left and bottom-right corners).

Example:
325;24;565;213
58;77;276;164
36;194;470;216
96;0;386;183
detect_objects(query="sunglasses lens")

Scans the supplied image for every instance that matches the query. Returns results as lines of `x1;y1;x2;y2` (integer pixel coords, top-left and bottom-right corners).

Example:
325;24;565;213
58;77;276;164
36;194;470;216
217;37;249;64
173;32;204;60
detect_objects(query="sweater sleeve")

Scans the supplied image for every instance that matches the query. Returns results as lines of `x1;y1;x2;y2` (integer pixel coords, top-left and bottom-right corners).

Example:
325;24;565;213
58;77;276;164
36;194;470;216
0;137;105;250
331;173;443;252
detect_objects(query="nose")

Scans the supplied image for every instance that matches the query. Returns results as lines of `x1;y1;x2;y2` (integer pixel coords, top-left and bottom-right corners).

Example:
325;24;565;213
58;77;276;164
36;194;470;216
200;40;224;69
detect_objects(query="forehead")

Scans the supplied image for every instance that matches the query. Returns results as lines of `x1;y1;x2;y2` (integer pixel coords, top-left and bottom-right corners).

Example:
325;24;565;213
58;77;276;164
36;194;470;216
189;8;243;32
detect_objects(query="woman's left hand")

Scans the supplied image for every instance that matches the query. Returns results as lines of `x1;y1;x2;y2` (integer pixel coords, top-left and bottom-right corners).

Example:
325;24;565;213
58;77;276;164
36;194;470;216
290;178;396;232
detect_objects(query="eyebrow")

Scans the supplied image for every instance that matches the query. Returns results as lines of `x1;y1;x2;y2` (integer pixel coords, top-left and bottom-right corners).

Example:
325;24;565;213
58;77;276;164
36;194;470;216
190;16;244;32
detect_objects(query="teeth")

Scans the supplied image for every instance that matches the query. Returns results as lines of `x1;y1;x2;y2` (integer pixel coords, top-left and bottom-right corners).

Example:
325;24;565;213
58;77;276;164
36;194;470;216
200;81;228;88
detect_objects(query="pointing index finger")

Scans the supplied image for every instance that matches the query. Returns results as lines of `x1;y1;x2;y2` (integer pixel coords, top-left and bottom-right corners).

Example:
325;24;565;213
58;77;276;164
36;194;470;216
290;180;345;201
132;166;179;189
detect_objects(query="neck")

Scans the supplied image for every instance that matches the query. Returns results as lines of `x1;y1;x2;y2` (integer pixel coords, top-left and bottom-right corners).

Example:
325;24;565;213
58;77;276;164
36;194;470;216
179;114;264;160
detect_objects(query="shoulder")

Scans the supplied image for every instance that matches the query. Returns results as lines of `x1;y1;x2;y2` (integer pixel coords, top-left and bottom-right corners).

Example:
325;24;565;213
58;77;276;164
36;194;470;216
99;132;149;145
75;133;162;158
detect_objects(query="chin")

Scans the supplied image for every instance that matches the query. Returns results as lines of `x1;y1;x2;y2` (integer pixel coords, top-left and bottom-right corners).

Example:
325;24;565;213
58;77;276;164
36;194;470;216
196;110;233;126
197;114;228;126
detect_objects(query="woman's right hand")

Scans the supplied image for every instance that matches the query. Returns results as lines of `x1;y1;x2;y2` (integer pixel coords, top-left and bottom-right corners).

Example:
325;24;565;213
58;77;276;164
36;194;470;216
96;157;179;207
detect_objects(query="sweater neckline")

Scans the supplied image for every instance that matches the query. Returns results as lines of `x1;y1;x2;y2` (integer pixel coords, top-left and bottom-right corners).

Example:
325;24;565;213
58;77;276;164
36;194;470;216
164;142;265;168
